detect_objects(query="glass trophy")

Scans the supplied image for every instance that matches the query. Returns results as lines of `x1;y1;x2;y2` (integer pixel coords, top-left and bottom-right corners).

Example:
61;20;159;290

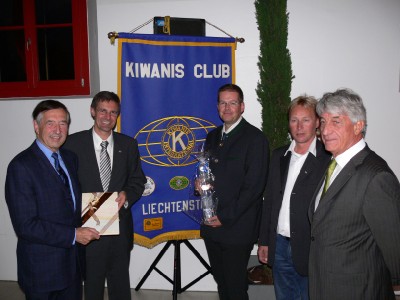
184;148;218;225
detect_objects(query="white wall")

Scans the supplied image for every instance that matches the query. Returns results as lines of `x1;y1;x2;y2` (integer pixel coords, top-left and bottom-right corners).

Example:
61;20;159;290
1;0;399;292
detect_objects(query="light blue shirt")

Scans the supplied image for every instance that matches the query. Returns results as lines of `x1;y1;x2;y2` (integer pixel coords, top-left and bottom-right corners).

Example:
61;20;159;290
35;139;76;210
36;139;77;244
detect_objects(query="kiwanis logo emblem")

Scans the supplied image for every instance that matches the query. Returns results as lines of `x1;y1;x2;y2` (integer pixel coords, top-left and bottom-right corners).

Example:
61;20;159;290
135;116;216;167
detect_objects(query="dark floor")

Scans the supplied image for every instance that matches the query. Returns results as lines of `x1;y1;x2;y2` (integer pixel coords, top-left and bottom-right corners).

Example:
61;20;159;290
0;281;219;300
2;280;399;300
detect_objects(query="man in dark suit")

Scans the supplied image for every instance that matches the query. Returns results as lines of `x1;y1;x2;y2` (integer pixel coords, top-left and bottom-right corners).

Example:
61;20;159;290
64;91;146;300
309;88;400;299
258;95;331;299
200;84;269;300
5;100;100;300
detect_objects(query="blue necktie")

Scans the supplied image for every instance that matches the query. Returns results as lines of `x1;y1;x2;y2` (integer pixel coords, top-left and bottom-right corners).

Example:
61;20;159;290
52;152;70;191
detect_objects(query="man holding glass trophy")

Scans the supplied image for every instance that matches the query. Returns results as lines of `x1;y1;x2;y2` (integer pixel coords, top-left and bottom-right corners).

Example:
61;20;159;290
198;84;270;300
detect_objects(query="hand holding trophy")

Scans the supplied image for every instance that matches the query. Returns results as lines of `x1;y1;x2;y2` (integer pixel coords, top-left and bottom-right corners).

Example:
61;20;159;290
194;150;219;225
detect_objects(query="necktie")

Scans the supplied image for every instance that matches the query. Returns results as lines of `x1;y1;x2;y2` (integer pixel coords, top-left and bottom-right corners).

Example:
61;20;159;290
219;133;228;147
322;159;337;196
52;152;70;190
100;141;111;191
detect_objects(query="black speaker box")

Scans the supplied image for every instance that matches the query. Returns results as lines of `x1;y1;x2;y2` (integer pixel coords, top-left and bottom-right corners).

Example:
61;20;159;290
153;17;206;36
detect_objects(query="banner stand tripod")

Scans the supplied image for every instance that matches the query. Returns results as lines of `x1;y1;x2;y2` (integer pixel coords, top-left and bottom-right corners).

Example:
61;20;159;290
135;239;212;300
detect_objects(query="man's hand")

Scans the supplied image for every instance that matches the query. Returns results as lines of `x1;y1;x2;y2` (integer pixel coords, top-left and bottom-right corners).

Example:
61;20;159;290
116;191;127;210
76;227;100;245
257;245;269;264
205;215;222;227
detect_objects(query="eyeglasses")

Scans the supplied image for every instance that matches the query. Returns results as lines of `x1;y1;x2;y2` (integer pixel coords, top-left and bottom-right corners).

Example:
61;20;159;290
218;101;240;107
96;108;119;117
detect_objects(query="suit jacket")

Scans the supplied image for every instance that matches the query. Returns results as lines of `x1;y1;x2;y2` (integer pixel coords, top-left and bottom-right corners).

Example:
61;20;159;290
200;119;269;245
258;139;331;275
63;129;146;250
5;142;82;293
308;145;400;299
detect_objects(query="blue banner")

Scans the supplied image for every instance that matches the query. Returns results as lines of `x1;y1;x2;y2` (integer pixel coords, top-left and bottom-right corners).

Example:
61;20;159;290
117;33;235;248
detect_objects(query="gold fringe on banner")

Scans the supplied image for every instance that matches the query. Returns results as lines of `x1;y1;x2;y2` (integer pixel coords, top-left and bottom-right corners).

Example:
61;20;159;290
134;230;201;249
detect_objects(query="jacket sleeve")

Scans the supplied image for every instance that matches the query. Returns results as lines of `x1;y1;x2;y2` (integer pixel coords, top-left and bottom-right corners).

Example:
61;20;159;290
123;138;146;208
363;171;400;285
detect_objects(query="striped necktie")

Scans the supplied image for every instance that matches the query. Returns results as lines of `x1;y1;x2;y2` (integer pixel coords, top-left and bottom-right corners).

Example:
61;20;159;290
100;141;111;191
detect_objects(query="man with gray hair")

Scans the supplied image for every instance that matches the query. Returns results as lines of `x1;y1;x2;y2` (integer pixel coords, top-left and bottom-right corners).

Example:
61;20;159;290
308;88;400;299
5;100;99;299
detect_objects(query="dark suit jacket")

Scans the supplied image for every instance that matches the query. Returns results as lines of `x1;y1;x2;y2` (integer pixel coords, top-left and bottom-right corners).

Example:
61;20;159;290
5;142;82;293
200;119;269;245
258;139;330;275
308;145;400;299
63;129;146;250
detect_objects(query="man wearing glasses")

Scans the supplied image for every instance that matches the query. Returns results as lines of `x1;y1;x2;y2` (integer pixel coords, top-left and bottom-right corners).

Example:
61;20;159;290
64;91;146;300
201;84;270;300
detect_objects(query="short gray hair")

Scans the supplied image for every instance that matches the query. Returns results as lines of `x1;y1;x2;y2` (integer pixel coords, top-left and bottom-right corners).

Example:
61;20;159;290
316;88;367;135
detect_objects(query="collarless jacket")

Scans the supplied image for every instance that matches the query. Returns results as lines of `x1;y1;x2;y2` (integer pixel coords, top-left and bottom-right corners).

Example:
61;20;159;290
259;139;331;276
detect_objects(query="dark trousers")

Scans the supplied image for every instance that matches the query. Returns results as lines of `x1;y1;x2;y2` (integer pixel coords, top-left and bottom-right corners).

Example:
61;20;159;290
204;239;253;300
84;235;131;300
25;271;82;300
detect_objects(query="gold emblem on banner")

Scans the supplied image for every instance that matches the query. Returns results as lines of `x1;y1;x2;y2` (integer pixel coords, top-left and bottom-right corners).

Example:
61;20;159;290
135;116;216;167
144;218;163;231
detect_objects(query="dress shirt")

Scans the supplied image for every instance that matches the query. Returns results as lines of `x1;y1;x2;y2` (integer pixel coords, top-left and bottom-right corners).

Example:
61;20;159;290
222;116;243;135
315;138;366;209
277;137;317;237
36;139;77;244
36;139;76;209
92;128;114;170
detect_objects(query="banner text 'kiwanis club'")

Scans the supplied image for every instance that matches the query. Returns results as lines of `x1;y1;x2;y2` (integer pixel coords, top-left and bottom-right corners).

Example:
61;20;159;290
125;62;231;79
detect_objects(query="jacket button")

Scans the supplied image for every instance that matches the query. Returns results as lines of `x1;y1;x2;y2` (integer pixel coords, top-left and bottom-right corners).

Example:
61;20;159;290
214;158;219;163
311;236;315;241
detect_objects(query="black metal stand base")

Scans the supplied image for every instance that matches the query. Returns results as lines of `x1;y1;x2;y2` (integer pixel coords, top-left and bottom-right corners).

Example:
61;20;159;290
135;239;212;300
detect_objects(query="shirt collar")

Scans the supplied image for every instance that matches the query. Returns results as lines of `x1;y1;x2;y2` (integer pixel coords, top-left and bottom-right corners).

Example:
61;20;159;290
334;138;366;168
284;136;317;157
35;139;61;162
223;116;243;134
92;128;114;148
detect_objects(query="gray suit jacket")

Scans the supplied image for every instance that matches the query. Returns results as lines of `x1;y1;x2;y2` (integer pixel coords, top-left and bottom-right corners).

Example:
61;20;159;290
308;145;400;299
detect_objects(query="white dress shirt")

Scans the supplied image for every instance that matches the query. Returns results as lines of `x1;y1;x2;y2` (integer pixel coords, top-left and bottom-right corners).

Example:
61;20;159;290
277;137;317;237
314;138;366;210
92;129;114;170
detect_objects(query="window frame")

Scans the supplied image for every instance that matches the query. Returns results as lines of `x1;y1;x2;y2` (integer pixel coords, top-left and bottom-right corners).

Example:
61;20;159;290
0;0;90;98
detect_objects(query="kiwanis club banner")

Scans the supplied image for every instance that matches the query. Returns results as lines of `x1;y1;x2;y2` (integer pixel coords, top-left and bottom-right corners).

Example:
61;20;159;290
117;33;236;248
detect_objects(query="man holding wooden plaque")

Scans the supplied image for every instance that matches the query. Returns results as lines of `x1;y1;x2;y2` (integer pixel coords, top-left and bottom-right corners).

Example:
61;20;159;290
64;91;146;300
